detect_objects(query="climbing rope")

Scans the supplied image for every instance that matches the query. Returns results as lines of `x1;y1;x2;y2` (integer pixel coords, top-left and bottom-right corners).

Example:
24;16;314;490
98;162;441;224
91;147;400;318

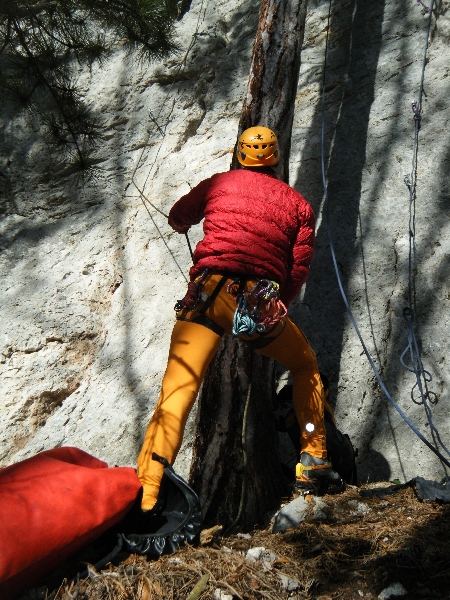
400;0;450;459
321;0;450;469
126;0;208;279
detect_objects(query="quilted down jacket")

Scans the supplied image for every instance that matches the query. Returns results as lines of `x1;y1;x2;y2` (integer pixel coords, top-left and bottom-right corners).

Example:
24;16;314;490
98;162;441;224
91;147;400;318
168;169;315;306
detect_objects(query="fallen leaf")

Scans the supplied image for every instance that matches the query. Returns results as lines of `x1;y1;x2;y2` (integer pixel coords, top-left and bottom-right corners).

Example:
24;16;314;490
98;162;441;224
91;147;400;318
272;557;290;567
186;574;210;600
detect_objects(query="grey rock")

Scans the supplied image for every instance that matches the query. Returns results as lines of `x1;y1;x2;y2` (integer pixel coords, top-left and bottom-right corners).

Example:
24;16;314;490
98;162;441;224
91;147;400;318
272;496;309;532
312;497;328;521
245;547;278;564
348;500;371;516
213;590;233;600
273;495;330;531
277;573;301;591
378;582;408;599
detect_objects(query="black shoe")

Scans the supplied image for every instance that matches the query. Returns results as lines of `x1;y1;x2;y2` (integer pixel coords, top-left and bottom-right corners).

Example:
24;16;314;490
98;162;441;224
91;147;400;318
295;452;344;494
121;454;203;557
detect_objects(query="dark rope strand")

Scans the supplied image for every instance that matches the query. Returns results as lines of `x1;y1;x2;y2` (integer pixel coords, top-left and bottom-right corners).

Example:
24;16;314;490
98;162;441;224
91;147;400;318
128;0;207;269
185;232;194;261
400;0;449;460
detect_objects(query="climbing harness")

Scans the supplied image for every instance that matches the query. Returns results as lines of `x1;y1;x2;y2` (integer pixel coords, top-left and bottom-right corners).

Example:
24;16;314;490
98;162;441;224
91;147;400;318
321;0;450;469
174;269;210;311
174;273;288;343
227;278;287;336
174;271;228;337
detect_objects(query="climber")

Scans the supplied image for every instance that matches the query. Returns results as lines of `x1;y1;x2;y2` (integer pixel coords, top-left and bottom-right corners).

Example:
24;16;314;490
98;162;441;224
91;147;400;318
137;126;342;513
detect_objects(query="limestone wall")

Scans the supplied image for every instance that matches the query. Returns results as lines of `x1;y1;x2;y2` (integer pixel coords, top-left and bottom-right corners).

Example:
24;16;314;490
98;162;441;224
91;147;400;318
291;0;450;482
1;0;449;483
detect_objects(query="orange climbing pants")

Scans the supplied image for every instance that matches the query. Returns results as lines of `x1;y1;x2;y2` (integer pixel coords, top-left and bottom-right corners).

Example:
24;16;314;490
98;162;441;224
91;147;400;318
137;273;327;510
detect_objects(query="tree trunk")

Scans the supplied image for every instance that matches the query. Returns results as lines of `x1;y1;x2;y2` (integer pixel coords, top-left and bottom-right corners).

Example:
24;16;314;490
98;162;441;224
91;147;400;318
189;0;308;530
231;0;308;184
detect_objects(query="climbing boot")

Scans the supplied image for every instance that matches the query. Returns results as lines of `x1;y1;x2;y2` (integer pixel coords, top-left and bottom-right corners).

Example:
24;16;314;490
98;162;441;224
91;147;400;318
295;452;344;494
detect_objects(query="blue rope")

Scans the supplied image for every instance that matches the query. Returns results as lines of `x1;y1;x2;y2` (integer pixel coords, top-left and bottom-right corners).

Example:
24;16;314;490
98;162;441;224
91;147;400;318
232;295;260;336
399;0;450;460
320;0;450;469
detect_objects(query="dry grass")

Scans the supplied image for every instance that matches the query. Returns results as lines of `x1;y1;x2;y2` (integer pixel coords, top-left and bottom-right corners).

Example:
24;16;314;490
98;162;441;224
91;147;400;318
23;484;450;600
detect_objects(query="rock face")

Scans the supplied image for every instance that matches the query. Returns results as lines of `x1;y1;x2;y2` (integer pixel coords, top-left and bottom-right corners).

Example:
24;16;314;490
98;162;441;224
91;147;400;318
290;0;450;483
1;0;449;483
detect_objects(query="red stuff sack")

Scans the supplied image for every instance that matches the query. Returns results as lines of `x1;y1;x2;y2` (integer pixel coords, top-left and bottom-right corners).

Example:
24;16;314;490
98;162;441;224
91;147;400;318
0;447;141;599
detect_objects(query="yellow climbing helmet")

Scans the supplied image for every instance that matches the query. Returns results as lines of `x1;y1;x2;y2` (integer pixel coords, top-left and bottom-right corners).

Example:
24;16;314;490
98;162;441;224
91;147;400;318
236;126;280;167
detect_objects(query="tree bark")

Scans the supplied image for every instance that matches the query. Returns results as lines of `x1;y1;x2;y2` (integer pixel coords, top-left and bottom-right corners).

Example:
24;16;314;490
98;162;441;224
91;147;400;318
231;0;308;184
189;0;308;530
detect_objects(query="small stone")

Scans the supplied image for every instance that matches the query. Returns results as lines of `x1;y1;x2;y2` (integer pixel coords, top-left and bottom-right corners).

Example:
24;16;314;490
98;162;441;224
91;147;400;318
245;547;278;564
277;572;300;591
236;532;252;539
348;500;371;515
213;589;233;600
246;546;265;561
261;549;278;563
312;497;328;520
378;582;407;599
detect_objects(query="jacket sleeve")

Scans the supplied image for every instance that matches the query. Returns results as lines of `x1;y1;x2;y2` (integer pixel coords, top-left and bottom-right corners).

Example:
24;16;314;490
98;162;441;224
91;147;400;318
280;199;315;307
168;177;213;233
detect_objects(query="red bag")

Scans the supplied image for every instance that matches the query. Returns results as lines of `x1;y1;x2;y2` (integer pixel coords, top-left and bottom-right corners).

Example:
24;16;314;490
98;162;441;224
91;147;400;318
0;447;141;599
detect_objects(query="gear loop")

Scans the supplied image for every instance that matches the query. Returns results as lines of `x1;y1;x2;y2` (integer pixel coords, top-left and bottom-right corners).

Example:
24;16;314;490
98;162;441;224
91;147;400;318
228;277;287;337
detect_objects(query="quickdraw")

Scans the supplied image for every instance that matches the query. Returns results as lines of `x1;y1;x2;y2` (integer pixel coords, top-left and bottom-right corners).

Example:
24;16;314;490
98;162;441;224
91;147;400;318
228;278;287;337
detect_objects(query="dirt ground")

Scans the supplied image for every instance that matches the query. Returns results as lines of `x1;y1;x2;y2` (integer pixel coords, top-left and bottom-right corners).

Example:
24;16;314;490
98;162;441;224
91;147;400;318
20;483;450;600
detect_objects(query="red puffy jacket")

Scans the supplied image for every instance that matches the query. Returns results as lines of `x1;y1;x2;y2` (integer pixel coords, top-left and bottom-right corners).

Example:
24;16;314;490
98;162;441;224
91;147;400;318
168;169;315;306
